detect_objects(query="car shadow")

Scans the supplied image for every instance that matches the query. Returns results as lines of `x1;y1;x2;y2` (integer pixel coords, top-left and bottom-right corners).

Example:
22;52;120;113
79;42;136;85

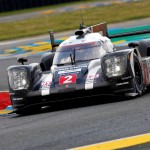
10;87;150;118
10;94;136;118
45;94;133;111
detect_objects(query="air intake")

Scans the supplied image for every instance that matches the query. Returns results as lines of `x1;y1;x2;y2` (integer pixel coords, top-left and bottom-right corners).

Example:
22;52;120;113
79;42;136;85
75;30;84;36
75;29;91;36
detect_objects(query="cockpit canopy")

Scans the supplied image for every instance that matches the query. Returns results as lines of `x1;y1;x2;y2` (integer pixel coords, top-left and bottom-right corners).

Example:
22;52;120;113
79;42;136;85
53;41;106;65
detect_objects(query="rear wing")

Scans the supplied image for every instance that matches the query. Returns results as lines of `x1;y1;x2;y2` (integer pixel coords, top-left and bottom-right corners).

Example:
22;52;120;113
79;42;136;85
89;22;109;37
89;22;150;38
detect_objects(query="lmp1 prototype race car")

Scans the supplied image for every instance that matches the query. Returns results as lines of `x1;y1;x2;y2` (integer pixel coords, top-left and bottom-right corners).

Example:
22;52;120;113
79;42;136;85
7;22;150;114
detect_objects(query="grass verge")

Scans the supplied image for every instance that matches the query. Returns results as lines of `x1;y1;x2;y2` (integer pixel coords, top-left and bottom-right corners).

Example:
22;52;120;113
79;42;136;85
0;0;150;41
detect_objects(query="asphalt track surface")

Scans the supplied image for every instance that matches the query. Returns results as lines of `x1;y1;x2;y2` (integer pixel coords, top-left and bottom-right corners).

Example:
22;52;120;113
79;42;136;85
1;91;150;150
1;19;150;150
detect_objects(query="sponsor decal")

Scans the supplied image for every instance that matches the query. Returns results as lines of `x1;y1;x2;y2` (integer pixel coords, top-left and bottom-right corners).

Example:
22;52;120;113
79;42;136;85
86;74;99;79
59;74;77;85
13;98;23;101
41;74;53;96
58;68;81;75
121;76;132;80
85;74;100;84
41;81;52;88
116;82;129;86
85;60;100;90
57;65;87;74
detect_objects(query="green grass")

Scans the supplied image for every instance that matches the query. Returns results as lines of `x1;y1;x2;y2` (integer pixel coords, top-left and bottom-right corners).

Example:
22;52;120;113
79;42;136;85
0;0;150;41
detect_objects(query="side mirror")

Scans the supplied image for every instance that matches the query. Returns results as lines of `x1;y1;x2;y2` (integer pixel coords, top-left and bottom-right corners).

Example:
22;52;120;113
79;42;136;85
17;57;28;65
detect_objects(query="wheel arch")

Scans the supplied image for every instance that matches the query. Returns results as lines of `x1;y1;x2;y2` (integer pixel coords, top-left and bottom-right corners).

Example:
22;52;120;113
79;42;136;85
138;39;150;57
133;48;142;61
40;52;55;71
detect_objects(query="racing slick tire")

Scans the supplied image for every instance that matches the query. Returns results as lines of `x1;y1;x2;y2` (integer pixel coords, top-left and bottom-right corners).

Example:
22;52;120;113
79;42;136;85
132;54;144;96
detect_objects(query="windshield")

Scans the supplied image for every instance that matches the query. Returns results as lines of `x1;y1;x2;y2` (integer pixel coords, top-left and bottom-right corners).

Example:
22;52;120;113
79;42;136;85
53;41;104;65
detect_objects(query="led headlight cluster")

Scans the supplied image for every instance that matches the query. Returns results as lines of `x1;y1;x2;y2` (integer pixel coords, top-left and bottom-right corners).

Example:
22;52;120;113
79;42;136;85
103;55;126;77
8;69;29;90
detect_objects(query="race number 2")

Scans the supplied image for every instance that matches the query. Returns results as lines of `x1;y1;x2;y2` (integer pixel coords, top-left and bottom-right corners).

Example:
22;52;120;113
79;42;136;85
59;74;77;85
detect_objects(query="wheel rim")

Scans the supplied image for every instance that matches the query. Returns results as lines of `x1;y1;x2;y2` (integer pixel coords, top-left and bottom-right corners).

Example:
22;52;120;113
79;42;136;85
134;58;143;93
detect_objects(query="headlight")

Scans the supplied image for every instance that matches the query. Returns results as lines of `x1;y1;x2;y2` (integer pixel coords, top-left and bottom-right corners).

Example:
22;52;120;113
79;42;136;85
8;69;29;90
103;55;126;77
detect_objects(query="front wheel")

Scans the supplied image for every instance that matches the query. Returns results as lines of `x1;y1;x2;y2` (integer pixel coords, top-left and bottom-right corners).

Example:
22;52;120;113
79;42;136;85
132;54;144;96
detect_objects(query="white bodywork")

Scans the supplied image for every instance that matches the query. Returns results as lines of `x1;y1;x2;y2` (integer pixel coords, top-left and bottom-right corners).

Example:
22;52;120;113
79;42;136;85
59;32;115;53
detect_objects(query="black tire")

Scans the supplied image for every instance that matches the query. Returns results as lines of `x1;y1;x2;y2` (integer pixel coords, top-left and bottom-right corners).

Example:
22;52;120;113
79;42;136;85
133;54;143;95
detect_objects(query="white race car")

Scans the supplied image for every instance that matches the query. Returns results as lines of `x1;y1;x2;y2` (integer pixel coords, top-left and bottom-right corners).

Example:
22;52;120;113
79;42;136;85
7;22;150;114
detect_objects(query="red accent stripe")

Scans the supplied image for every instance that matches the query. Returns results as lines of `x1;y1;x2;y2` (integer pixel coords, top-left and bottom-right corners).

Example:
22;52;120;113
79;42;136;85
0;91;11;110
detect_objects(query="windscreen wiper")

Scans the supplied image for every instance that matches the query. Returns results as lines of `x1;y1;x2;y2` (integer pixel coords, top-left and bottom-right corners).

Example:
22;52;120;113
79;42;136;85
70;49;76;65
70;54;74;65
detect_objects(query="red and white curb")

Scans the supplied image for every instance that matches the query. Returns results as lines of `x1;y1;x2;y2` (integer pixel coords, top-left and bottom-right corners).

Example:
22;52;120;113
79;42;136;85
0;91;12;115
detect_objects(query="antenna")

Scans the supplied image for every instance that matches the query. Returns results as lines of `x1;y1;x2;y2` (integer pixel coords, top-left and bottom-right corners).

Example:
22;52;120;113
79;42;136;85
79;10;86;30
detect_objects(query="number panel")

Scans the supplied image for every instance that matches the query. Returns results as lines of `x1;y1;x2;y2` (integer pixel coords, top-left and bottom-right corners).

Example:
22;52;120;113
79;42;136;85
59;74;77;85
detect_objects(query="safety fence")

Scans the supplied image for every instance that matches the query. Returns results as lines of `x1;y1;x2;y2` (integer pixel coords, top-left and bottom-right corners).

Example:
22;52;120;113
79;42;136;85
0;0;81;12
